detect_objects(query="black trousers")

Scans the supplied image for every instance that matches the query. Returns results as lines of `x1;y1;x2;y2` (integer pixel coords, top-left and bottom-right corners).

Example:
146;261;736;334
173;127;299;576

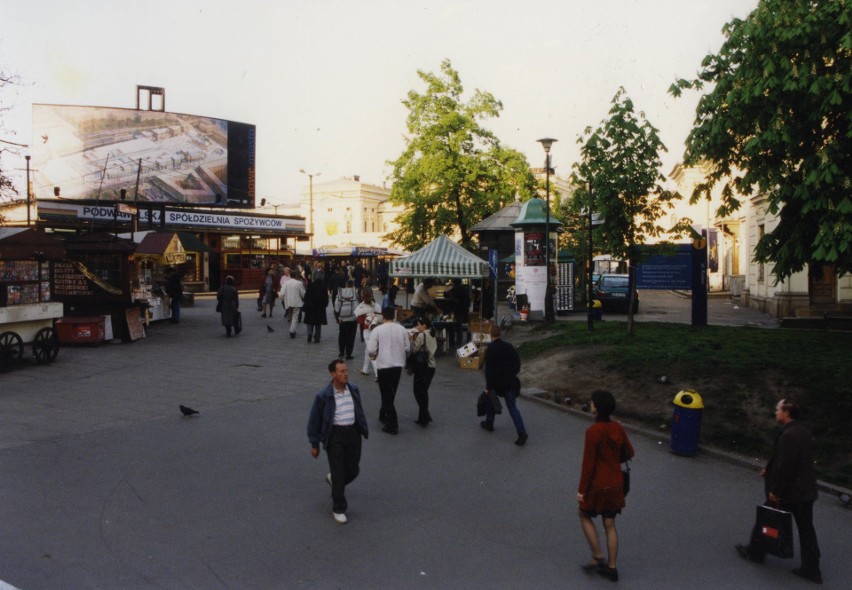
338;321;357;357
377;366;403;432
326;425;362;514
413;366;435;423
750;500;820;573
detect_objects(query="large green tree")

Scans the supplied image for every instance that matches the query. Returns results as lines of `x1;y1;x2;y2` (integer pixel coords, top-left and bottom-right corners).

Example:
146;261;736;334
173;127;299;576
386;59;537;251
571;87;678;333
670;0;852;280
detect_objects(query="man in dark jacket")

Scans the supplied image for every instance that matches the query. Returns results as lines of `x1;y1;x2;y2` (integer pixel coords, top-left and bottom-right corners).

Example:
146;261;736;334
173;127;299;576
307;359;369;524
736;398;822;584
481;324;528;446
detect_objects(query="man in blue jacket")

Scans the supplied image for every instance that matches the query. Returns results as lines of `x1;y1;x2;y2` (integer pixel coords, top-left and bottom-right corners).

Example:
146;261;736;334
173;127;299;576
308;359;369;524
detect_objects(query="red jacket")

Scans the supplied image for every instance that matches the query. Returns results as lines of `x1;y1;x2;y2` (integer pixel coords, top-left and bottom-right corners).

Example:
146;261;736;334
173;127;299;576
578;420;634;513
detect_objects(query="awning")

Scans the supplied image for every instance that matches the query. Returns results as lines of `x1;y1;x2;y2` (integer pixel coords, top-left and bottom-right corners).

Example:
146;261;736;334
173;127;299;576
390;235;489;279
177;232;211;253
134;232;187;265
0;227;66;260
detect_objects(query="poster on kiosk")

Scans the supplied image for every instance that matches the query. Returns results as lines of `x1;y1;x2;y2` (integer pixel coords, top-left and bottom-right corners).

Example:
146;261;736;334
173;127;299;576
515;231;554;315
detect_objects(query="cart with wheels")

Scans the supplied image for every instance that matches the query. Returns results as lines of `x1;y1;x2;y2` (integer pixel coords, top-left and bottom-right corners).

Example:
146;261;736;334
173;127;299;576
0;228;66;371
0;302;63;371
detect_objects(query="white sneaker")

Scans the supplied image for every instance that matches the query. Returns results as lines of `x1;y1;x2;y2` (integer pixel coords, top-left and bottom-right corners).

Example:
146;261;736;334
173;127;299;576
326;473;332;487
333;511;348;524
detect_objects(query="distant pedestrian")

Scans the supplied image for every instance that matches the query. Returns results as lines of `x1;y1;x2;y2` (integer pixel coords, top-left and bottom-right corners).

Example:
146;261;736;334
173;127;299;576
480;324;528;446
303;271;329;343
335;280;359;359
409;317;437;426
261;269;276;318
217;275;240;337
355;288;382;379
577;389;634;583
307;359;369;525
735;398;822;584
165;269;184;324
366;307;410;435
282;269;306;338
410;278;440;318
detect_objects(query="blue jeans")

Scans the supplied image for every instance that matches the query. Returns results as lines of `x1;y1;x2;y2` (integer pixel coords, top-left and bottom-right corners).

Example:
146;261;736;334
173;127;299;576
484;388;526;435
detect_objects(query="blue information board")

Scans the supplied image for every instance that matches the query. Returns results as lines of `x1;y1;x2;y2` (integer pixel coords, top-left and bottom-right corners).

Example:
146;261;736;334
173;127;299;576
635;245;692;290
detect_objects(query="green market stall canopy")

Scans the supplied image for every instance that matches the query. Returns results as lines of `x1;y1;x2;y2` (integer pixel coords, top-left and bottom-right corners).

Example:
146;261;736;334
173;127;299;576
390;235;488;279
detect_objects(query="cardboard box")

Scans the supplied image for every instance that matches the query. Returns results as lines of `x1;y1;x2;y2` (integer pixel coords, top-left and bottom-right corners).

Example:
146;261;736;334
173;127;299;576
471;332;492;345
396;308;414;322
456;341;478;359
459;356;480;370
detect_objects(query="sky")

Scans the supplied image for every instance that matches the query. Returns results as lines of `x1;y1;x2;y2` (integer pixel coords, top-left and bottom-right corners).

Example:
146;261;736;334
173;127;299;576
1;0;761;207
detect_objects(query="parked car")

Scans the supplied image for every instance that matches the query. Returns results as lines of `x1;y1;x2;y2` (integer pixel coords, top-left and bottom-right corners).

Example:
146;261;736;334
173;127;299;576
594;274;639;313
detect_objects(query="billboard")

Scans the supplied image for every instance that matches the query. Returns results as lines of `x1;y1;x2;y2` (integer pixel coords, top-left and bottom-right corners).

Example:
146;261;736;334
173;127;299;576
32;104;256;208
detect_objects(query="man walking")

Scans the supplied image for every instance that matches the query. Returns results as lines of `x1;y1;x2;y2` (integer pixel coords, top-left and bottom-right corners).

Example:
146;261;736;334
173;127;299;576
736;398;822;584
481;324;528;446
366;307;410;435
281;269;306;338
307;359;369;525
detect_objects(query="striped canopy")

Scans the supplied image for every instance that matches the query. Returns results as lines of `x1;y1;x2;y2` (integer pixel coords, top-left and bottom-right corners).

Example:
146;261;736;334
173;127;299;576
390;235;489;279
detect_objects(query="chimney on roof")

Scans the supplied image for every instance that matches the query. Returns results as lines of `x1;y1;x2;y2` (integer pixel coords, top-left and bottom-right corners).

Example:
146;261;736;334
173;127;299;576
353;175;360;182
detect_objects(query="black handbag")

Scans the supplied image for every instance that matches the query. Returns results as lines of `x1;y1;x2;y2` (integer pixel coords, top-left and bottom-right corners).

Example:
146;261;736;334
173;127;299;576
234;311;243;335
753;504;794;558
476;390;502;416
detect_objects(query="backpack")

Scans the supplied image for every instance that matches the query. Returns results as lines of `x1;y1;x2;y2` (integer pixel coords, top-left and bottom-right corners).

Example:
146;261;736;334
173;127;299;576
337;289;356;319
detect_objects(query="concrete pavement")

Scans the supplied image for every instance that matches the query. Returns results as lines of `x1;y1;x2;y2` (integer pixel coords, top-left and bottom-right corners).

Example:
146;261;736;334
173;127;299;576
0;295;847;589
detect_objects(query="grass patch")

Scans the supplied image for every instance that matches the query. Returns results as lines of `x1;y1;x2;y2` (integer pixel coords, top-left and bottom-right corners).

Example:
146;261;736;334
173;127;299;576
517;322;852;487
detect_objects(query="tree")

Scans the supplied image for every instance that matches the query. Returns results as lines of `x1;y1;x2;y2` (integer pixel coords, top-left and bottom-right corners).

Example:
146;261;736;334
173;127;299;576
571;87;678;333
0;66;23;218
386;59;537;251
670;0;852;281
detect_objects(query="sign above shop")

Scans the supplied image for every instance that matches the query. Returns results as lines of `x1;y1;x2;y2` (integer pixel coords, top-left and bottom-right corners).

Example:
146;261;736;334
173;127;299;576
36;200;306;235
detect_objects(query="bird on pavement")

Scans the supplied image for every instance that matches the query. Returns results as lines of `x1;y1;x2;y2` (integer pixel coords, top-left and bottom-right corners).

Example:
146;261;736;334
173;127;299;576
179;405;199;417
267;325;275;332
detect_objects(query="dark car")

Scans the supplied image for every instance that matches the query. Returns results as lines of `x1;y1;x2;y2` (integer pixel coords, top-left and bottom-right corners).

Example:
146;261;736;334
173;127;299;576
594;274;639;313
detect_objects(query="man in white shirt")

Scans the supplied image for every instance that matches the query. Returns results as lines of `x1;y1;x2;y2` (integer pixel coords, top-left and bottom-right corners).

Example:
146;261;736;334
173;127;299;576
281;270;306;338
307;359;369;524
366;307;411;434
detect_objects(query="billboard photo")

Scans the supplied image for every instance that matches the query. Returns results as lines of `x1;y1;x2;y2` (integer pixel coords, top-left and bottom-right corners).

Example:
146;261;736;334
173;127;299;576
32;104;255;208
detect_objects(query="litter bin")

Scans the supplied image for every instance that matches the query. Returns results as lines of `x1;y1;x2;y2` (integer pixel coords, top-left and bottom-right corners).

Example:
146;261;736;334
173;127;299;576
670;389;704;456
592;299;602;321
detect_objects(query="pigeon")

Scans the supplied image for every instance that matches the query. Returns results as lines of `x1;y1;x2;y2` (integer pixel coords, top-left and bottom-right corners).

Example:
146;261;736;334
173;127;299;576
266;325;275;332
179;405;199;417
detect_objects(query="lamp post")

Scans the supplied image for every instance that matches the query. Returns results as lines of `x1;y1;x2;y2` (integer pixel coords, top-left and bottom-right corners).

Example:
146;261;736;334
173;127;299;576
25;155;31;227
299;169;321;251
537;137;557;322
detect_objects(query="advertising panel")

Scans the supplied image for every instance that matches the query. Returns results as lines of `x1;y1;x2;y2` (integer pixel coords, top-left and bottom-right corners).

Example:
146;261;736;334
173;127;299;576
32;104;255;208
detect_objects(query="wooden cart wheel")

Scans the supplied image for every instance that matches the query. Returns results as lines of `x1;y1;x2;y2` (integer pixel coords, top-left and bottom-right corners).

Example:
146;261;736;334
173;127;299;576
0;331;24;371
32;327;60;364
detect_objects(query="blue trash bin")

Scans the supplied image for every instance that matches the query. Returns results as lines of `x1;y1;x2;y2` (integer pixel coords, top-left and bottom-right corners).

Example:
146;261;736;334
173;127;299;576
670;390;704;456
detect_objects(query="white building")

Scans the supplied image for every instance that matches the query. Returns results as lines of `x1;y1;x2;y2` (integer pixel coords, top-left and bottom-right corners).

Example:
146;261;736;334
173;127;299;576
670;163;852;317
300;175;403;252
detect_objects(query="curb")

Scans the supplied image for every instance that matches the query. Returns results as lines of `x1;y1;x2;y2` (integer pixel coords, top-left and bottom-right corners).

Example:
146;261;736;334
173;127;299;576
520;388;852;500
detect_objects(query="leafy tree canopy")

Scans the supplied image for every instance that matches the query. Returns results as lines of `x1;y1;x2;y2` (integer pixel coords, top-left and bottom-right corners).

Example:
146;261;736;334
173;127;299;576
670;0;852;280
386;59;537;251
571;87;678;262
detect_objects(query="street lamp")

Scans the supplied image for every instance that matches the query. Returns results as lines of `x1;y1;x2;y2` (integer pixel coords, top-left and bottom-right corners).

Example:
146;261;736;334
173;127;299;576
25;155;31;227
299;169;321;251
537;137;557;322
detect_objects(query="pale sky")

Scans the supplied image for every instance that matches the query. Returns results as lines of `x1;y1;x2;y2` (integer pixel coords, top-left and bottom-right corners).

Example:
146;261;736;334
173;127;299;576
2;0;760;207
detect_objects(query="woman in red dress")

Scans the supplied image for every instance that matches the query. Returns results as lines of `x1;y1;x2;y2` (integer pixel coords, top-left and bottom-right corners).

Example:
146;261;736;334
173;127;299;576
577;389;635;582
